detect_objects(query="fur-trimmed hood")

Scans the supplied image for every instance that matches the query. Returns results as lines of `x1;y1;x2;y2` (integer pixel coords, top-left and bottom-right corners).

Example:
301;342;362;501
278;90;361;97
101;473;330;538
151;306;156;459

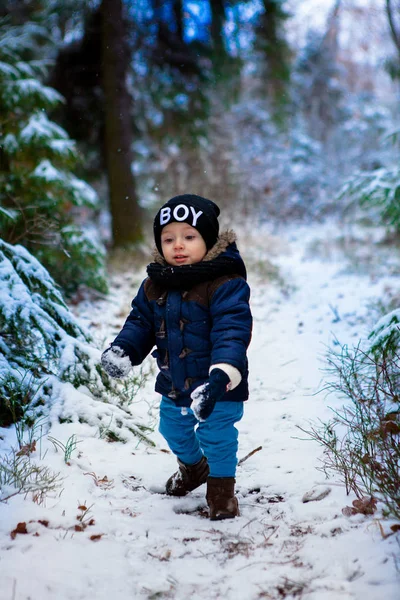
152;229;238;265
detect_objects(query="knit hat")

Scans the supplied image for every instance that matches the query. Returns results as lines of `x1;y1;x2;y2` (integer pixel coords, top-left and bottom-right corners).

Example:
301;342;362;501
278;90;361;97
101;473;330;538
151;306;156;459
153;194;220;255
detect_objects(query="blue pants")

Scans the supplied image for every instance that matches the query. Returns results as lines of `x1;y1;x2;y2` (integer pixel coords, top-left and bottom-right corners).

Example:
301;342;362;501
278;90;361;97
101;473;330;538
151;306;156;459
159;396;244;478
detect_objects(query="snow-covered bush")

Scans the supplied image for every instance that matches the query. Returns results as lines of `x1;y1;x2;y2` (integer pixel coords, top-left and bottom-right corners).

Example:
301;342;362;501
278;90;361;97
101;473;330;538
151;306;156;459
0;21;107;297
337;122;400;232
340;165;400;236
1;238;92;424
369;309;400;357
0;239;154;448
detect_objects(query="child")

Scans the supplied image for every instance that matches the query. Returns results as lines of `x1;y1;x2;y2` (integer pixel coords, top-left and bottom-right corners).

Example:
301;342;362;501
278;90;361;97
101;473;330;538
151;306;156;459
101;194;252;520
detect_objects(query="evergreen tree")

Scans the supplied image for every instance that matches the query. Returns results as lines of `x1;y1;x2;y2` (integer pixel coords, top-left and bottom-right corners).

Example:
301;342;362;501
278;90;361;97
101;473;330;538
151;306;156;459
0;237;153;447
0;237;91;428
0;20;107;296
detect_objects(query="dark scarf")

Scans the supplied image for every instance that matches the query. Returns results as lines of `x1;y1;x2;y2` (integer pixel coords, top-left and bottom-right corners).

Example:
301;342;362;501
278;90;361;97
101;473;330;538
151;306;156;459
146;254;245;290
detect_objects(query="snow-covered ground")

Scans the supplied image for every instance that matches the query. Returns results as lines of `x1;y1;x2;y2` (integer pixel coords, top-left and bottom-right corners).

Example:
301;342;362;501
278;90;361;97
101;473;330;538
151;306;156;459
1;222;399;600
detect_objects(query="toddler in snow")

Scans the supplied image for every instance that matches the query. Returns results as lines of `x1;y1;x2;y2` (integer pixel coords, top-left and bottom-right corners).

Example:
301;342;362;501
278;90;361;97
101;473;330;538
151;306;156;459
101;194;252;520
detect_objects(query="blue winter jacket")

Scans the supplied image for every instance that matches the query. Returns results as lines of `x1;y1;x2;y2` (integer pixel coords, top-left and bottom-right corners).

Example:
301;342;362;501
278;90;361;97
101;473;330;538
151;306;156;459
111;232;252;407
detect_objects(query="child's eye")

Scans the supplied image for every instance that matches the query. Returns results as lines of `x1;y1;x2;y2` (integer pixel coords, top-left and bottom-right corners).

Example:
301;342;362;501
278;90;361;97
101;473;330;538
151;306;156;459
162;238;173;244
185;235;195;240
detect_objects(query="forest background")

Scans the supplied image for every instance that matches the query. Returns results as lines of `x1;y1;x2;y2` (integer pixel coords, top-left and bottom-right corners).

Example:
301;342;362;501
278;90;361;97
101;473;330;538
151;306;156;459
1;0;400;527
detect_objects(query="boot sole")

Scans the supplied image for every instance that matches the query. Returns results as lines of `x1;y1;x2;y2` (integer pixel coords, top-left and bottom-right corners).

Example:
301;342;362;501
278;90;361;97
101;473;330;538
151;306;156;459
210;511;239;520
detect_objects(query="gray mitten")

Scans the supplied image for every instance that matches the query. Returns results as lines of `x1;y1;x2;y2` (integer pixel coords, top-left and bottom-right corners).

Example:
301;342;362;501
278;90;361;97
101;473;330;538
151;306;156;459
101;346;132;379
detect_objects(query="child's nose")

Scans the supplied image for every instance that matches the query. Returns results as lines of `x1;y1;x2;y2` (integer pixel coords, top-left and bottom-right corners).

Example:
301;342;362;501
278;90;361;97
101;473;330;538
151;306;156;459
174;238;184;249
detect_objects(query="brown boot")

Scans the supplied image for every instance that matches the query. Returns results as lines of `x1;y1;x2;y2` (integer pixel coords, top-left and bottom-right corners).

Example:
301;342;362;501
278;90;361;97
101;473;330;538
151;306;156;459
206;477;240;520
165;456;209;496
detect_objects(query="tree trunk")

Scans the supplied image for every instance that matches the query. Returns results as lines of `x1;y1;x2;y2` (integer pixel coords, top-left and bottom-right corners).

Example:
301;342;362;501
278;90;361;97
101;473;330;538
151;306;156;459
386;0;400;57
101;0;142;246
173;0;184;43
259;0;291;116
209;0;226;51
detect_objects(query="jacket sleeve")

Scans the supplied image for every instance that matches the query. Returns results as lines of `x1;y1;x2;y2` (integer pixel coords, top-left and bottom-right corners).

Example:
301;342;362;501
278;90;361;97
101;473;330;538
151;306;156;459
209;277;252;374
111;279;155;366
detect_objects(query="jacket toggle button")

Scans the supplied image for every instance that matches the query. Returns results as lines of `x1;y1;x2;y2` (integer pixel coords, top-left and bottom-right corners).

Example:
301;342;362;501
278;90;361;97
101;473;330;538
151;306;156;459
179;347;192;359
179;317;190;331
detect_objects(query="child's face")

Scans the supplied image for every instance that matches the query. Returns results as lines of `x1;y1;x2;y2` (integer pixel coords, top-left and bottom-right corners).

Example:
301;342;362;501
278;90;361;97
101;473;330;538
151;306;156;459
161;222;207;266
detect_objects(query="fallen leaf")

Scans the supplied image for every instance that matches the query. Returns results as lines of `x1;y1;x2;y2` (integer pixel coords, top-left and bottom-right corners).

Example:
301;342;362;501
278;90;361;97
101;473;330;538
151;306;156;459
11;522;28;539
352;496;377;515
343;497;378;517
90;534;103;541
16;441;36;456
342;506;358;517
38;520;49;527
83;472;114;489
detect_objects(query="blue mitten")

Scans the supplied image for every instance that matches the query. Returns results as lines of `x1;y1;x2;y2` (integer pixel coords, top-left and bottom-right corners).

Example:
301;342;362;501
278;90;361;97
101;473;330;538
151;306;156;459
101;345;132;379
190;368;230;421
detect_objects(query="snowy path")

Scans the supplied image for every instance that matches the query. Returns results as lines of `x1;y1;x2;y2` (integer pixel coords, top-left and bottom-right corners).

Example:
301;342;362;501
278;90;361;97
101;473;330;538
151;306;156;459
1;224;399;600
